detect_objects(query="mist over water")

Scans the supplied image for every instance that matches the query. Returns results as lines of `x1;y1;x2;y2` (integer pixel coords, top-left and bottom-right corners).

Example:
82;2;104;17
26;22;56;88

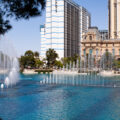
0;36;19;88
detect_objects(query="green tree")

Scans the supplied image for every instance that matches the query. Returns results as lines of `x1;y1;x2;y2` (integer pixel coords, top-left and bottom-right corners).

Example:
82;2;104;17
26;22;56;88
19;56;26;68
0;14;12;34
61;54;80;67
46;49;58;68
34;51;39;58
55;60;63;69
61;57;68;65
113;59;120;69
25;50;34;57
0;0;46;34
19;50;36;69
35;59;44;68
72;54;79;64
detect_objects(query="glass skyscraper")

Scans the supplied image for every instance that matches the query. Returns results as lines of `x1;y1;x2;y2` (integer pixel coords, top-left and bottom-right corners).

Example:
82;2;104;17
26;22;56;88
40;0;91;58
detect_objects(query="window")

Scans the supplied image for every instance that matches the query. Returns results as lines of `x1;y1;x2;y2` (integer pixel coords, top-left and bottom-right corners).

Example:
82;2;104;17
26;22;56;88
83;49;86;56
96;49;98;56
89;49;93;55
89;35;92;40
112;49;115;56
114;32;117;38
55;1;57;12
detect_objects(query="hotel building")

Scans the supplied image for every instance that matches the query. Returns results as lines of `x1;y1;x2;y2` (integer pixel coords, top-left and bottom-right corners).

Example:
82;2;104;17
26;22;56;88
40;0;91;58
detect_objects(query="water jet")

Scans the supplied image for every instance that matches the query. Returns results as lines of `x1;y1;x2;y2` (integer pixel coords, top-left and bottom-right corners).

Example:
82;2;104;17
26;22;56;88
0;37;19;88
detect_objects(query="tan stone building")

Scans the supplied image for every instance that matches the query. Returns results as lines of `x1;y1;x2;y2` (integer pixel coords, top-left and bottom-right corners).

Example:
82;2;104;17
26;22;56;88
81;0;120;60
81;27;120;60
108;0;120;39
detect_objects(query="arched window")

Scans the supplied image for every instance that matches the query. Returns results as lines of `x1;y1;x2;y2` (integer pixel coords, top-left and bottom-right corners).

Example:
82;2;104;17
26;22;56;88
83;49;86;56
89;35;92;40
112;49;115;56
96;49;99;56
89;49;93;55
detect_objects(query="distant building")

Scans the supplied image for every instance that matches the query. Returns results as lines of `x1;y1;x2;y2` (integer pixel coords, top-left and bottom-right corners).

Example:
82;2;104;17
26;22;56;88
81;27;120;60
80;0;120;61
108;0;120;39
40;0;91;58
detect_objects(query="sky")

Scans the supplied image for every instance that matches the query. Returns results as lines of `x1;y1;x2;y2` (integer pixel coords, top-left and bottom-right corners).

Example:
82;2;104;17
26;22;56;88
5;0;108;57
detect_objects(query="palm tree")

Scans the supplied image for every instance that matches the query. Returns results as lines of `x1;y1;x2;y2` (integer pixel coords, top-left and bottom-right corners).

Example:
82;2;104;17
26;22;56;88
34;51;39;58
46;49;59;68
25;50;34;57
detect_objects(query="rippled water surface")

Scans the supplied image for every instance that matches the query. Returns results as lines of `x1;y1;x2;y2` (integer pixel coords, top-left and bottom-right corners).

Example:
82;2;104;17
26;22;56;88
0;74;120;120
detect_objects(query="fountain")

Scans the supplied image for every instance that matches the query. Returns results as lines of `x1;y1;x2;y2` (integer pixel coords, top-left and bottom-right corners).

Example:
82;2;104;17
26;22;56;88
0;36;19;88
99;52;114;76
53;52;117;87
48;49;120;88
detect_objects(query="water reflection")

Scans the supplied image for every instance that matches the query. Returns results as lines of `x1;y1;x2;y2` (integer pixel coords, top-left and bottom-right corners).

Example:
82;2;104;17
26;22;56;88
0;74;120;120
40;73;120;88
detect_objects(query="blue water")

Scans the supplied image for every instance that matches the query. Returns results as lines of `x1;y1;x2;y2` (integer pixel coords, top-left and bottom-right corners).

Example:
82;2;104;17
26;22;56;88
0;74;120;120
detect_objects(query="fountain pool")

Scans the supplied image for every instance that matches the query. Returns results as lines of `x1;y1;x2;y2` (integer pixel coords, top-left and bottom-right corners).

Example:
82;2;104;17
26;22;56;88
0;73;120;120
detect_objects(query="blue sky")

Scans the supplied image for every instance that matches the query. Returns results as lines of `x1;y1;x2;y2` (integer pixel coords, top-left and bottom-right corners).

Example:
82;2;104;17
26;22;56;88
6;0;108;57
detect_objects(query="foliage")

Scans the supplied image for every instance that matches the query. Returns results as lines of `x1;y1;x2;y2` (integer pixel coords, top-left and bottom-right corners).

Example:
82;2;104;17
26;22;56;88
35;59;44;68
72;54;79;64
0;0;46;34
46;49;59;68
25;50;34;57
34;51;39;58
61;54;80;66
19;55;35;69
55;60;63;68
0;14;12;34
19;56;26;68
19;50;81;69
61;57;69;65
113;59;120;69
19;50;41;69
